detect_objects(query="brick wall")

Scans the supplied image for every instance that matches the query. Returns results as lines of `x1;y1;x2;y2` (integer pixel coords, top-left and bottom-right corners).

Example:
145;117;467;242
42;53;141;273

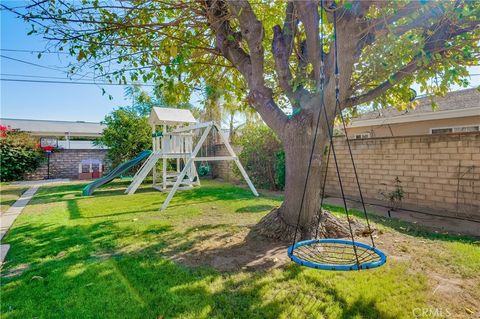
324;132;480;219
26;149;107;180
214;132;480;219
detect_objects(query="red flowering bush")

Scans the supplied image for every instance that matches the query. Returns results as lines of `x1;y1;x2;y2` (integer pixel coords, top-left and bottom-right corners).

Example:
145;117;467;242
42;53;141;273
0;126;44;181
0;125;9;137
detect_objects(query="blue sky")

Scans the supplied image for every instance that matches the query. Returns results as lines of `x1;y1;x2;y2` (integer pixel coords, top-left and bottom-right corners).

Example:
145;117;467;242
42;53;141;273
1;2;478;123
1;3;135;122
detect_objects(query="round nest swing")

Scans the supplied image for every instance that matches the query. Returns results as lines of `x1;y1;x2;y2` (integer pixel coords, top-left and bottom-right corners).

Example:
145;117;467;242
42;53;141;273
287;1;387;272
288;239;387;271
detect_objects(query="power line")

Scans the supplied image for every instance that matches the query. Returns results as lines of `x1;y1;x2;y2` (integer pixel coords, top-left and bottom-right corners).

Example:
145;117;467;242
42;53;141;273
0;78;156;86
0;54;69;73
0;48;69;55
1;73;81;80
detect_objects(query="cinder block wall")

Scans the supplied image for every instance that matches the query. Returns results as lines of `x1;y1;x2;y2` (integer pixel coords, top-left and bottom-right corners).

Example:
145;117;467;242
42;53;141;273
26;149;108;180
211;144;242;181
324;132;480;219
214;132;480;219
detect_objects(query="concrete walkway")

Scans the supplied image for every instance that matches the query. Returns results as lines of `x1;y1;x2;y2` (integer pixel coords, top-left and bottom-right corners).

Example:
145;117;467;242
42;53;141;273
0;187;39;264
1;179;71;265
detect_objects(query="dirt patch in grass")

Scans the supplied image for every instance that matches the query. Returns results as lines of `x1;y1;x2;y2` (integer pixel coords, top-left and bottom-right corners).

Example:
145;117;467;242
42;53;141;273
1;263;31;278
171;227;289;271
171;219;480;317
373;229;480;318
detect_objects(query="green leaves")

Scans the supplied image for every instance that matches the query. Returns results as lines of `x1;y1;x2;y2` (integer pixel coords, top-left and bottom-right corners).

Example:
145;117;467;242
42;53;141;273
169;45;178;57
97;108;151;167
0;130;44;181
235;123;284;190
26;24;36;35
19;0;480;114
76;50;86;61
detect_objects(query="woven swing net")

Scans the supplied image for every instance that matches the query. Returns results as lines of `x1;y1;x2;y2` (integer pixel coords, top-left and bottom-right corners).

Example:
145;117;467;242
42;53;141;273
287;1;386;271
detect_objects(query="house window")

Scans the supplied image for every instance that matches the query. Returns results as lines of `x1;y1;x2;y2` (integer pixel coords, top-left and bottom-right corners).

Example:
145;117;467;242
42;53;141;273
354;133;370;139
431;125;479;134
453;125;479;133
431;127;453;134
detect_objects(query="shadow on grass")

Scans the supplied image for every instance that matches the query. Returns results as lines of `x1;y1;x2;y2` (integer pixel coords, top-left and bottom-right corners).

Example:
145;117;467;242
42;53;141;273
0;188;28;196
67;203;161;220
68;200;82;219
1;219;397;319
236;204;276;213
0;199;18;209
28;181;276;209
28;183;154;205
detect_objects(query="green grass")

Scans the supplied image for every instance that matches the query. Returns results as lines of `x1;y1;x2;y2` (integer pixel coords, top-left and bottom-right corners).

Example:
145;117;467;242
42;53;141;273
0;183;28;213
1;180;478;318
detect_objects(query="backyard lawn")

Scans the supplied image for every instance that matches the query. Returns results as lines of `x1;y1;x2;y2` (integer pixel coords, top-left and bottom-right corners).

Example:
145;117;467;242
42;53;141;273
1;180;479;319
0;184;28;213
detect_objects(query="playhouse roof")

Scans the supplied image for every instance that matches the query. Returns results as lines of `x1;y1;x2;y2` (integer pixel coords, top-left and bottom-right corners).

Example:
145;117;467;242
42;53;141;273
149;107;197;126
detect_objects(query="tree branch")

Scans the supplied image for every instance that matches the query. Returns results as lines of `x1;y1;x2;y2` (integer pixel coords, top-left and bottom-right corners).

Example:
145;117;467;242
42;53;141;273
204;0;288;136
227;0;265;90
295;1;321;84
346;26;479;107
368;1;430;34
272;3;310;108
348;1;480;108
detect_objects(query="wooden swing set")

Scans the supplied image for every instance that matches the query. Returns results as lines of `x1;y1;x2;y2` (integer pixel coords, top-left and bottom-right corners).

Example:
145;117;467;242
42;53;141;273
126;107;258;210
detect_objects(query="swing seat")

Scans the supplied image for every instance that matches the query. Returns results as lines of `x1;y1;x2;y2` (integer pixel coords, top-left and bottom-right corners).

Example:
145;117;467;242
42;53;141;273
288;239;386;271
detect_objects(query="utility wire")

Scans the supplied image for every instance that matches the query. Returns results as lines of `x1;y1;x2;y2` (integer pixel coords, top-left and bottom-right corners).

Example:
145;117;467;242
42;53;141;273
0;54;69;73
0;48;70;54
1;73;82;80
0;78;156;86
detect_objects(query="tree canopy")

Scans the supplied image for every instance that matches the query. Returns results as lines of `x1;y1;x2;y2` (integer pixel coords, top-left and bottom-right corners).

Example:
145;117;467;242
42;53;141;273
5;0;479;238
5;0;478;129
96;108;151;167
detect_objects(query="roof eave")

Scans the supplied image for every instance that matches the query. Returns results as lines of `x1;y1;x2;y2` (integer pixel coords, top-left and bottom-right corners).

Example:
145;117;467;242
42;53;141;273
348;107;480;128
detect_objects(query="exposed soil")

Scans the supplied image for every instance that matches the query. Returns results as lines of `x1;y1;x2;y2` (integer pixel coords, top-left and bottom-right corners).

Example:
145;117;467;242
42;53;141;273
169;214;479;318
171;227;289;271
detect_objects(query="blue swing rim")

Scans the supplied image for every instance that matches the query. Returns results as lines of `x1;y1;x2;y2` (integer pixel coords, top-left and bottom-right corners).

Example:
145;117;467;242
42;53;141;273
288;238;387;271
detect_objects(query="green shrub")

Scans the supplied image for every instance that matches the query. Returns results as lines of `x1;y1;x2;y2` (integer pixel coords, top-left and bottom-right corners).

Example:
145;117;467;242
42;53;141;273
234;123;284;190
95;108;151;168
0;126;44;181
275;150;285;190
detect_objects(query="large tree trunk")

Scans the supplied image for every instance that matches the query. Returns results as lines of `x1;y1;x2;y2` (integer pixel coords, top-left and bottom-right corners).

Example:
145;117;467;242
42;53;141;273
252;110;366;242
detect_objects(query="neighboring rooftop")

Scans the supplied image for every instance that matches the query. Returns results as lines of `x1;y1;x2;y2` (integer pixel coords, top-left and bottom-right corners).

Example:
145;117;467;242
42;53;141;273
349;88;480;127
149;107;197;126
0;118;105;137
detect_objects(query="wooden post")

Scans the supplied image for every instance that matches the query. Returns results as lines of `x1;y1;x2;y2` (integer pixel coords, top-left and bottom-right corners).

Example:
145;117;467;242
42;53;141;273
152;124;157;185
162;123;167;190
161;124;212;211
213;123;259;197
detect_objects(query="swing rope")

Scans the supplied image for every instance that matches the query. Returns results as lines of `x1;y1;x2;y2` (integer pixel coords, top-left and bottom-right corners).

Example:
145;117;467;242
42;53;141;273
290;5;326;247
288;1;386;271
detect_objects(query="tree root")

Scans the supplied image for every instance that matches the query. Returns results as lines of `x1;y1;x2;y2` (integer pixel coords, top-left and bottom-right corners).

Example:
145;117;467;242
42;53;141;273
249;208;374;242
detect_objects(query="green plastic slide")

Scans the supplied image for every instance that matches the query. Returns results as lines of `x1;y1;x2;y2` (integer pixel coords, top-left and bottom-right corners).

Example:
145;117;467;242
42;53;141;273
82;150;152;196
